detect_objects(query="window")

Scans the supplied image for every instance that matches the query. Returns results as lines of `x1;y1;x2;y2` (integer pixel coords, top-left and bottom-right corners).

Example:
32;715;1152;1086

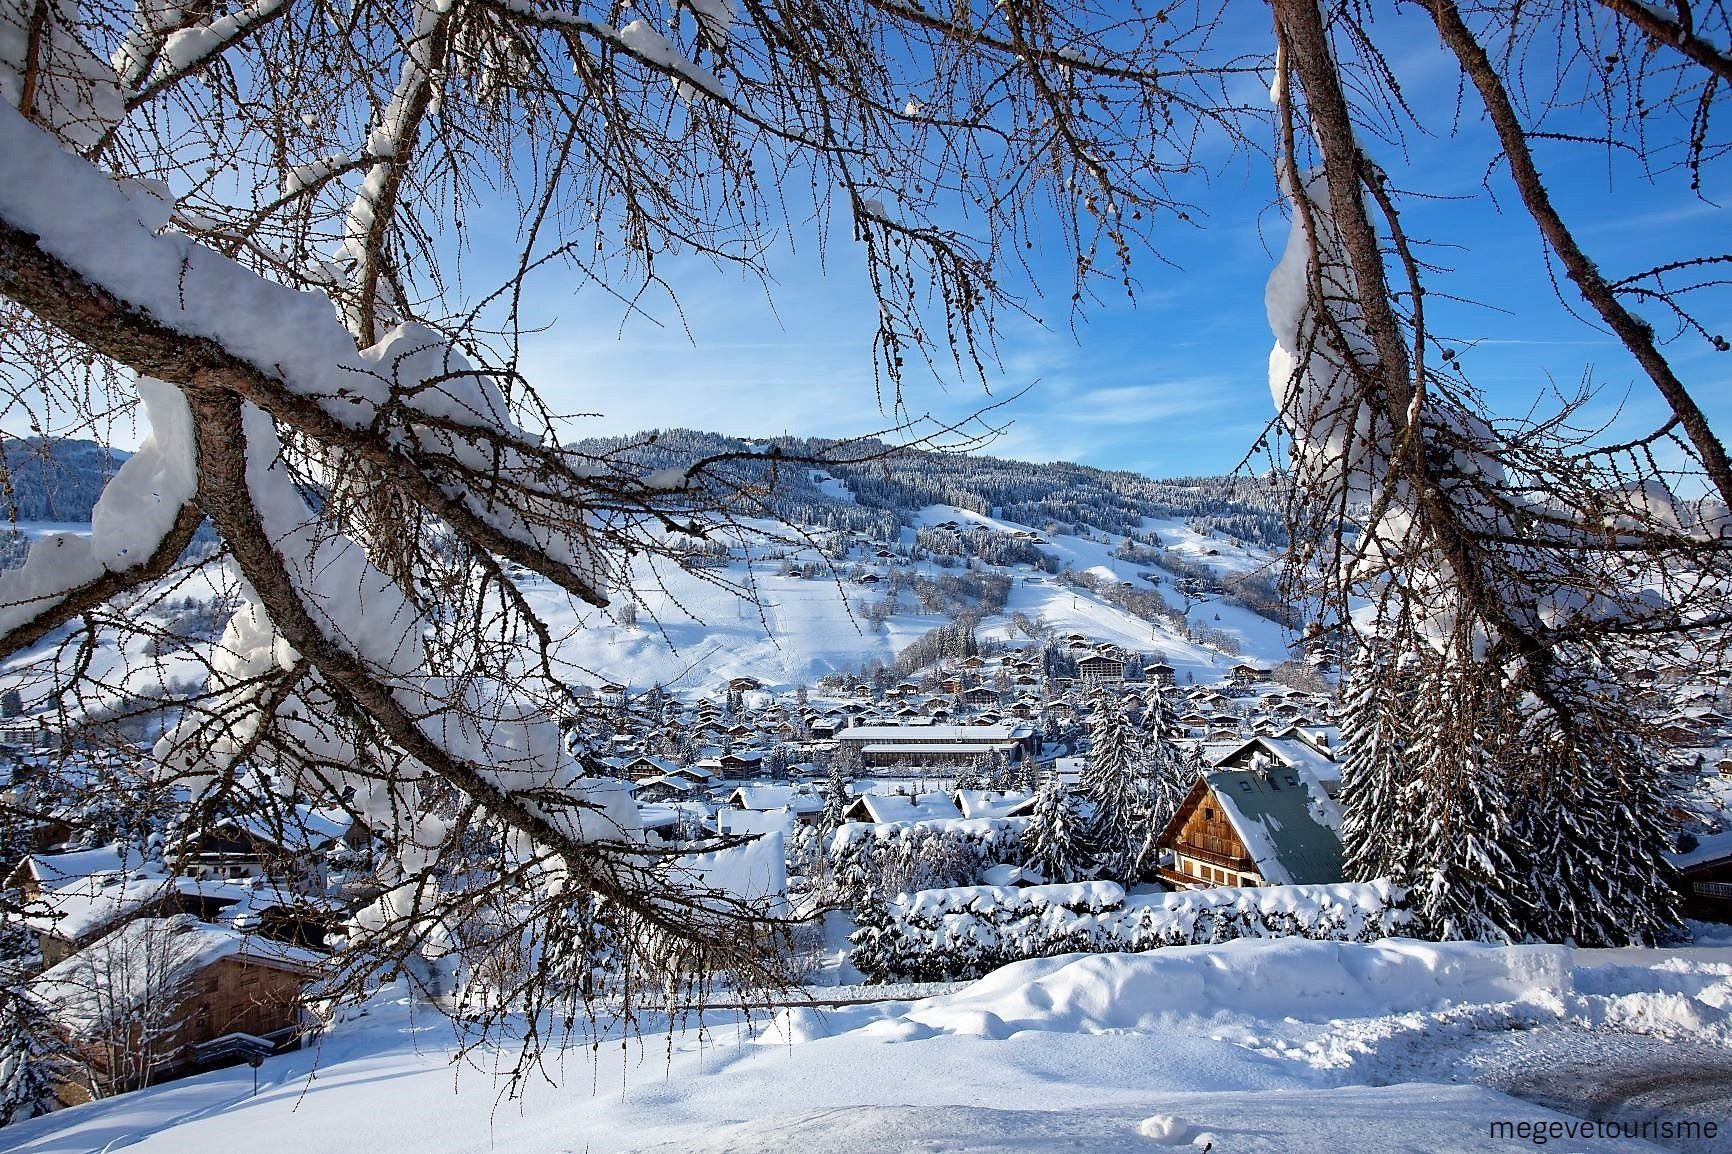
1204;807;1215;821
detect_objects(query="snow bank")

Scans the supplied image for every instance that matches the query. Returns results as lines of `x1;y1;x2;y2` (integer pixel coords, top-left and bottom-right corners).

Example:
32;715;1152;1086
867;936;1572;1038
855;879;1409;982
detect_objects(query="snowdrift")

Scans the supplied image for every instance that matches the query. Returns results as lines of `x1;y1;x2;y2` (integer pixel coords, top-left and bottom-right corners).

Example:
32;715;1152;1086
854;937;1573;1041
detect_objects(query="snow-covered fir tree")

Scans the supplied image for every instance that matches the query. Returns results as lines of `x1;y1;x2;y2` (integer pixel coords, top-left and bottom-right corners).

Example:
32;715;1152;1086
819;766;851;840
1021;773;1083;885
1134;680;1196;875
1505;685;1680;948
1400;668;1524;942
0;982;61;1128
1338;642;1416;885
1341;640;1681;947
1081;688;1142;885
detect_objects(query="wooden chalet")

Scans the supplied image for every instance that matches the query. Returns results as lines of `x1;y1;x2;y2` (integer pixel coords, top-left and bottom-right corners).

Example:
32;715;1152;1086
31;916;320;1105
1670;831;1732;924
1156;761;1344;890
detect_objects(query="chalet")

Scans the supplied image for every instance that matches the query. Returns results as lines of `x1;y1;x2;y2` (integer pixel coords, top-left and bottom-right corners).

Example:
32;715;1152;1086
171;808;352;895
1669;831;1732;924
840;791;957;825
12;851;179;965
1146;662;1177;685
615;754;682;782
30;916;320;1105
1156;761;1344;890
1211;732;1340;796
1077;653;1128;686
725;784;824;827
633;775;697;803
720;750;767;776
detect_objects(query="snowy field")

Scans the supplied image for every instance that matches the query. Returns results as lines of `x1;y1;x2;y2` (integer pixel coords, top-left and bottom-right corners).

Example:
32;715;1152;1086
9;934;1732;1154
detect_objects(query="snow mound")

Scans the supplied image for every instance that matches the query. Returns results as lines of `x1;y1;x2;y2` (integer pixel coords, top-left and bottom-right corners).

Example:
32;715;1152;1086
1137;1113;1192;1143
861;937;1571;1039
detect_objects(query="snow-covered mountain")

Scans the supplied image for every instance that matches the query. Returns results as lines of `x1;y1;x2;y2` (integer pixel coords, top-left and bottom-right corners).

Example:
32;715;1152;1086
0;437;129;523
0;432;1305;695
527;430;1302;692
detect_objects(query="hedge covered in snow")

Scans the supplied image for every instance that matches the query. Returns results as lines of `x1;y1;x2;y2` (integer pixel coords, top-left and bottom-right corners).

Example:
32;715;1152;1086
852;879;1410;982
828;817;1028;906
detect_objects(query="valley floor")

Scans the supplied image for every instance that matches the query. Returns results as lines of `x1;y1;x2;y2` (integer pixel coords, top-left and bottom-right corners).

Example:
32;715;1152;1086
7;933;1732;1154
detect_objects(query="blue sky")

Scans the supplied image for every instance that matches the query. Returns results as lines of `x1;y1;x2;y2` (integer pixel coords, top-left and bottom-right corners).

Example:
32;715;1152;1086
498;12;1730;482
40;10;1722;484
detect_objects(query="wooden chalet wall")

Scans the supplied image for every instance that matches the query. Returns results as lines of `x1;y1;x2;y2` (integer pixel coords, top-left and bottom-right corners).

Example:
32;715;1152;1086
1158;781;1262;889
57;955;308;1107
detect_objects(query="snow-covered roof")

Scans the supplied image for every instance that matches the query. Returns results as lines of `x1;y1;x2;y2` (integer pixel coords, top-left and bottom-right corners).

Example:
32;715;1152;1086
717;808;797;838
1210;734;1339;783
850;793;959;824
1203;766;1344;886
837;723;1033;744
31;916;323;1035
209;803;353;853
728;784;822;813
24;871;173;942
13;842;146;890
1669;827;1732;871
955;789;1034;819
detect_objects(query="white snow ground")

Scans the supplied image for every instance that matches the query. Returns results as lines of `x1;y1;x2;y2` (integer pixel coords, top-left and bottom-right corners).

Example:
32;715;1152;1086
9;935;1731;1154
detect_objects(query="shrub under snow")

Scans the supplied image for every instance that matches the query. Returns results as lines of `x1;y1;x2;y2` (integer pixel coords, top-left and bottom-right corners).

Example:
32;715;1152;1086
853;879;1409;982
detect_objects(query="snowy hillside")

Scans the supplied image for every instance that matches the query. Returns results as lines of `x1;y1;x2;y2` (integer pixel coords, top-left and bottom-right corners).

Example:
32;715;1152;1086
8;934;1732;1154
527;496;1291;695
0;435;1301;713
509;430;1300;694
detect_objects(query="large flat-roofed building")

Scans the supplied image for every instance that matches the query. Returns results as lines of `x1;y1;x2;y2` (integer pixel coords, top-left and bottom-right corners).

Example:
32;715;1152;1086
834;722;1037;768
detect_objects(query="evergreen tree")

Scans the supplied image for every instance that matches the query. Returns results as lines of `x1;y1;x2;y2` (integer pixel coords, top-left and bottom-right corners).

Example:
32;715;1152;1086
1021;773;1082;885
0;985;60;1129
1338;642;1416;885
1400;667;1524;942
1134;680;1196;878
1081;688;1140;885
819;766;851;841
1505;686;1681;948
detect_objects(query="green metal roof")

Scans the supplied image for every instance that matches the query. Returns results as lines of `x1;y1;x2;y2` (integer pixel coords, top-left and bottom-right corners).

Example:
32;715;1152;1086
1203;766;1344;886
